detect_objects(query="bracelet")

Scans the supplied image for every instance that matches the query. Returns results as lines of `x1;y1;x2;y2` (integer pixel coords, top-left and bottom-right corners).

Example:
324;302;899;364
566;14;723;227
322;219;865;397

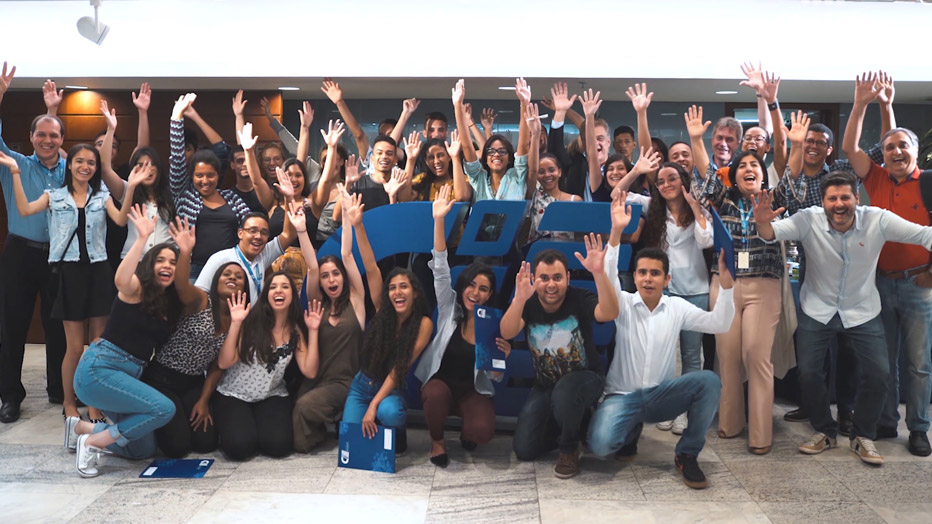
469;124;477;128
756;94;763;98
10;170;20;176
767;100;779;111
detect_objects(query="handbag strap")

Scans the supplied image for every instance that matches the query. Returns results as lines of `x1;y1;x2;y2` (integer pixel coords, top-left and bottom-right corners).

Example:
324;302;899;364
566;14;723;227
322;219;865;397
56;227;79;264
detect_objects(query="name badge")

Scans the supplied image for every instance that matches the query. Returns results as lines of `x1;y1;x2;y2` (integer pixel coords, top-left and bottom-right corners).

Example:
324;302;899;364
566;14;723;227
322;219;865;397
737;251;750;270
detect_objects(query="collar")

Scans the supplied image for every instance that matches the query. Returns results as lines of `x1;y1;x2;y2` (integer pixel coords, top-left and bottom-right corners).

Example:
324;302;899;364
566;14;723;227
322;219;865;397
822;206;863;234
30;153;66;173
631;290;667;313
889;165;922;184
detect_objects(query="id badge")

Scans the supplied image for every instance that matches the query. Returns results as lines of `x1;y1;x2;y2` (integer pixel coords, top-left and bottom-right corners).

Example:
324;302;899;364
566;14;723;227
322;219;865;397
737;251;750;270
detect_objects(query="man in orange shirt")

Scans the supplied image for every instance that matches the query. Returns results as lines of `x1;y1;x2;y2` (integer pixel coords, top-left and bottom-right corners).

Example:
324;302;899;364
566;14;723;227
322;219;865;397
843;72;932;457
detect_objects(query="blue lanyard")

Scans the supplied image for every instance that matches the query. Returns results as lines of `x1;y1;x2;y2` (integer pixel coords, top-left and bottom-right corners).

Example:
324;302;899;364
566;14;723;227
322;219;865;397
737;199;751;247
234;245;262;294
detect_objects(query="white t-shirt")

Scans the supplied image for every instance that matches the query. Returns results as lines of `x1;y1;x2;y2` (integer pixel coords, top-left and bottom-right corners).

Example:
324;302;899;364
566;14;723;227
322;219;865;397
194;238;284;304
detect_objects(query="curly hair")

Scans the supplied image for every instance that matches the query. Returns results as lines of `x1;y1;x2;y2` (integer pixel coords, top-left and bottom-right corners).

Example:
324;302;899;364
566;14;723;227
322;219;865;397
136;243;183;329
237;270;305;366
362;268;429;382
642;162;695;250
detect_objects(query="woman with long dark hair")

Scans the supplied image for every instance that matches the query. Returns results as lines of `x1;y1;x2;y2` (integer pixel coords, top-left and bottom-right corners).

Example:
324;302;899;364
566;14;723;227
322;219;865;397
416;185;511;467
68;206;186;477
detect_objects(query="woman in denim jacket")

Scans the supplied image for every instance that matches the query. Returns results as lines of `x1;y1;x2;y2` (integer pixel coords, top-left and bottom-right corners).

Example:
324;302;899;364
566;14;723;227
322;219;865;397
2;144;142;429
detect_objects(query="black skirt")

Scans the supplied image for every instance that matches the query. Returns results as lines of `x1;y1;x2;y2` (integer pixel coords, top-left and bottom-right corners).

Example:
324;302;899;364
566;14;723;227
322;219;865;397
52;261;115;321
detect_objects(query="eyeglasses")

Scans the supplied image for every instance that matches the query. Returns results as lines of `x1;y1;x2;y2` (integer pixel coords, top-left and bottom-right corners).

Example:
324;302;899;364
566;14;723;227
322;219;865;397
241;227;270;237
486;148;509;157
743;136;768;144
805;139;830;148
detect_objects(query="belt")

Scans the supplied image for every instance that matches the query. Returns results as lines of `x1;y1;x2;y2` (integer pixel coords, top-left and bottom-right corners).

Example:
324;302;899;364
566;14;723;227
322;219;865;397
8;234;50;252
879;264;931;280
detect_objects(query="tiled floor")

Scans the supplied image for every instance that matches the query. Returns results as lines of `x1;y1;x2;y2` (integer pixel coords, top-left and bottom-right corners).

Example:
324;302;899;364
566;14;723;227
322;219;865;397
2;345;931;523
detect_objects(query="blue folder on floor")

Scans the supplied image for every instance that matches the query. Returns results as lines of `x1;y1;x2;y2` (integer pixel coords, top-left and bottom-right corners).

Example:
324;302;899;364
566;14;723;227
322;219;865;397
474;305;506;371
139;458;214;478
338;422;395;473
711;208;736;279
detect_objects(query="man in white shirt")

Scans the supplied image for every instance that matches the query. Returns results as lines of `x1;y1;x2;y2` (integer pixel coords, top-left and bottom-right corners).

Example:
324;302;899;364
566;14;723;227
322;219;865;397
754;170;932;466
587;194;735;490
194;212;294;304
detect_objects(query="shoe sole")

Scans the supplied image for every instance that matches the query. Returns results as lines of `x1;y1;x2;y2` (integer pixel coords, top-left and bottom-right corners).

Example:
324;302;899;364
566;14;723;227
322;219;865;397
798;445;830;455
615;453;636;463
908;445;932;457
553;469;579;479
682;477;708;489
850;447;884;465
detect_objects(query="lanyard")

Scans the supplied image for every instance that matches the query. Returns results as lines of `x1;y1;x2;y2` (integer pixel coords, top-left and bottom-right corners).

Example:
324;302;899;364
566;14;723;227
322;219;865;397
234;245;262;294
737;198;751;247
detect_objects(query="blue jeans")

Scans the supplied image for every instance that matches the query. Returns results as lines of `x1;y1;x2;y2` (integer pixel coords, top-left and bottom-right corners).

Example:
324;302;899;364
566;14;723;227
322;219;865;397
796;311;889;440
73;339;175;458
877;275;932;432
669;293;709;375
588;371;721;456
512;369;604;459
341;371;406;429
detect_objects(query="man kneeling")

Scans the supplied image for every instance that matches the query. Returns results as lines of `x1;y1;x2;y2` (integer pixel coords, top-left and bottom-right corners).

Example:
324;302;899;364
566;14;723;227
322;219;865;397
588;193;735;489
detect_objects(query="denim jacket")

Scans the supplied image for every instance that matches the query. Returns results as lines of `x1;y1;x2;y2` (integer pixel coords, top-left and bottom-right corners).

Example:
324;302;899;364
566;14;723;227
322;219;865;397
47;186;110;263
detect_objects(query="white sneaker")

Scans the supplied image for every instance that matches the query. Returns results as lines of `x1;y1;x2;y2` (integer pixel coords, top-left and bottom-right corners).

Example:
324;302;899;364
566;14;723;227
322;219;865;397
656;420;674;431
850;436;884;465
75;434;101;478
64;416;80;452
672;413;688;435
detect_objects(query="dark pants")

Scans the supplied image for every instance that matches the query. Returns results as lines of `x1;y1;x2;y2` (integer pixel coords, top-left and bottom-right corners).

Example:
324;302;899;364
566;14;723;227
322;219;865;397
213;392;293;460
797;311;889;441
422;377;495;445
0;236;66;403
513;369;604;459
143;362;218;458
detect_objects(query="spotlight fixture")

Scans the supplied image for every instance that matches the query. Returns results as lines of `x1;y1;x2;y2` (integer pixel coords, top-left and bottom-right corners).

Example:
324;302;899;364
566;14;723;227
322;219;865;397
76;0;109;46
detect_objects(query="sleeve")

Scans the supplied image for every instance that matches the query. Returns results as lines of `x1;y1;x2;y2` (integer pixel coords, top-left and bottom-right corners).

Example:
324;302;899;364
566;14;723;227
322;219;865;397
694;207;714;249
880;209;932;249
270;119;299;155
626;193;651;216
464;160;486;191
681;286;735;334
548;124;572;171
771;210;808;242
194;254;221;292
603;243;627;315
222;189;251;219
512;154;529;186
169;118;189;199
862;161;887;196
259;236;286;267
428;249;456;324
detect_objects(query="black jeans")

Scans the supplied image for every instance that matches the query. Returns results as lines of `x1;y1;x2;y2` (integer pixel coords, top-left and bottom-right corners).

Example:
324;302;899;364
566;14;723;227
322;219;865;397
513;369;604;459
213;392;293;460
0;236;65;403
143;361;218;458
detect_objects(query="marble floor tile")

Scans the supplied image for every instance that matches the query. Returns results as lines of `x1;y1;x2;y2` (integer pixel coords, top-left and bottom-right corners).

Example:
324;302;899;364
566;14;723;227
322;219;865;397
21;447;137;486
539;499;770;524
632;461;752;502
68;485;216;523
324;461;436;497
220;453;334;493
534;457;645;501
430;459;535;498
0;405;71;447
0;444;61;482
190;492;428;524
0;482;109;524
758;501;885;524
821;461;932;504
867;502;932;524
727;460;859;502
425;495;540;524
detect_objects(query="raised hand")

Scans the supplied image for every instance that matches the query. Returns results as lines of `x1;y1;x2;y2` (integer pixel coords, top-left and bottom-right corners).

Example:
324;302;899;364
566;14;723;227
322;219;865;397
526;103;541;136
231;89;247;116
403;97;420;114
238;122;258;150
383;166;408;200
760;71;780;104
344;155;362;186
432;184;455;219
463;102;474;121
784;110;810;145
287;200;307;233
273;166;295;199
682;184;701;211
539;96;555;111
451;79;466;106
739;61;765;93
129;204;156;239
320;119;346;148
875;70;895;105
42;79;63;109
0;62;15;95
581;88;602;118
625;83;653;112
513;261;536;302
305;299;324;331
321;78;343;103
171;93;197;120
610;190;632;233
227;291;251;324
169;216;196;253
684;105;711;138
574;233;607;275
126;160;148;188
854;72;879;106
631;146;661;174
514;77;531;106
99;99;117;130
0;151;19;171
550;82;578;113
259;96;274;120
404;130;422;161
481;108;497;130
445;129;462;158
299;101;314;129
132;82;151;112
752;189;785;223
339;184;365;226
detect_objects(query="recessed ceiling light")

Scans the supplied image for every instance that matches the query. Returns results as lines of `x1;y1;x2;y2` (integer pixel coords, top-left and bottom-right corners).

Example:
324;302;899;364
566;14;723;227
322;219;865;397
498;86;516;91
65;85;88;90
715;90;738;95
660;112;677;116
278;86;299;91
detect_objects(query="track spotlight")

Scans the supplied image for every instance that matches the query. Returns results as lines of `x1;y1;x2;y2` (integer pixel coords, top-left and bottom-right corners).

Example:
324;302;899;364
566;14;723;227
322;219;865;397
76;0;109;45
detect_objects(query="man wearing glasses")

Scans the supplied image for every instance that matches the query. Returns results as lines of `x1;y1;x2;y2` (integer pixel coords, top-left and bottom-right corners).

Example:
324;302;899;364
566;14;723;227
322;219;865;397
194;212;295;305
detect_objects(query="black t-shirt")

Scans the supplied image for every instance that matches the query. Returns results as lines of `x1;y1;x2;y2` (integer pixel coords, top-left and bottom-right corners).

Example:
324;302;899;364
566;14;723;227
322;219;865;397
436;325;475;384
350;174;390;211
192;204;239;265
268;205;320;249
522;286;601;388
231;187;267;214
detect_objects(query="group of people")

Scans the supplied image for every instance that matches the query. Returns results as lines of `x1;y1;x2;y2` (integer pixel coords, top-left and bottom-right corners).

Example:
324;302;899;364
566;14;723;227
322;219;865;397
0;58;930;490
